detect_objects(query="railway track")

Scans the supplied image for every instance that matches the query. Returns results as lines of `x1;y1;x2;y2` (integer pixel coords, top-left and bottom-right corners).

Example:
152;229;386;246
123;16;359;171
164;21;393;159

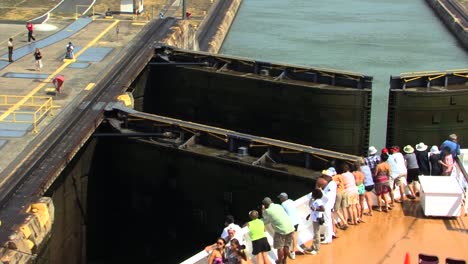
0;17;177;241
444;0;468;27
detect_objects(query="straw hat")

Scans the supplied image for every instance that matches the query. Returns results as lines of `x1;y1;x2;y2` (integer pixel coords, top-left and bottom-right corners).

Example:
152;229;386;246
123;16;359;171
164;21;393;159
415;142;428;152
403;145;414;154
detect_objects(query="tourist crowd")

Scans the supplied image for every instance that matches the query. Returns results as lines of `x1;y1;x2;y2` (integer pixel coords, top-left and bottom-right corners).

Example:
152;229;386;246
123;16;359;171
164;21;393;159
205;134;461;264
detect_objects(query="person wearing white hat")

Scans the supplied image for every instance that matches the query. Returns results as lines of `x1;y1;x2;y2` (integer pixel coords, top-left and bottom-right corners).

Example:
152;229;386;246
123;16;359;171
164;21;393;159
365;146;381;175
429;146;442;175
415;142;430;177
317;170;337;244
403;145;419;199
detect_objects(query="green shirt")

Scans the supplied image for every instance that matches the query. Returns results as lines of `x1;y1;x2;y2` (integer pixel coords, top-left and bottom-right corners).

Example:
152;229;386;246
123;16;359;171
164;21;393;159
263;203;294;235
249;219;266;241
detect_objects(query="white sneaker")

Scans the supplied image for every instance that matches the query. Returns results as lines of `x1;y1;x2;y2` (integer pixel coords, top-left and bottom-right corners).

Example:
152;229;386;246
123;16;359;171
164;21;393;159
304;249;318;255
289;251;296;260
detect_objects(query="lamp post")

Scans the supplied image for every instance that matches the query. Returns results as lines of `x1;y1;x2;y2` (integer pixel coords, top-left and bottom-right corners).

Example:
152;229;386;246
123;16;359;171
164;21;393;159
182;0;186;19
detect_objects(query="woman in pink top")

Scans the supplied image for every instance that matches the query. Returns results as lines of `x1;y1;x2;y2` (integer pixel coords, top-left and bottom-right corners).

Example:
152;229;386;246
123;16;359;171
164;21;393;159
341;164;359;225
439;147;454;176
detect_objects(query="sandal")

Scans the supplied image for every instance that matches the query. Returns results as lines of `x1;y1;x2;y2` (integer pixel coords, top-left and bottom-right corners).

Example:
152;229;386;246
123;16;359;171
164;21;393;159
387;206;392;210
364;212;373;216
376;207;382;212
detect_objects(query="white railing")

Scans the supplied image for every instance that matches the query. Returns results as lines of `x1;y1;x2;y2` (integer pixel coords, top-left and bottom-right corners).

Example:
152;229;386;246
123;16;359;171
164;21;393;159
453;149;468;216
180;193;317;264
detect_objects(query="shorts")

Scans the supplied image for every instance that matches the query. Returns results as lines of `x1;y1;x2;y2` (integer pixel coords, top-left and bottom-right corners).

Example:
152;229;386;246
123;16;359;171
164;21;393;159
293;224;299;232
365;185;374;192
252;237;271;255
407;168;420;184
273;232;293;249
333;191;349;211
348;193;359;205
394;175;407;187
357;183;365;195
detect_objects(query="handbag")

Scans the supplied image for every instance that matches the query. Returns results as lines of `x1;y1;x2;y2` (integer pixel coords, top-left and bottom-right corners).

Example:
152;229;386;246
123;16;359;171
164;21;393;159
318;216;325;225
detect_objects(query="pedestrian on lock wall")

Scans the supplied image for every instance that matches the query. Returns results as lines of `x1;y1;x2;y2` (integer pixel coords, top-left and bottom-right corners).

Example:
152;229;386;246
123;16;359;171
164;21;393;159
8;38;13;62
65;42;74;59
26;22;36;42
34;48;42;71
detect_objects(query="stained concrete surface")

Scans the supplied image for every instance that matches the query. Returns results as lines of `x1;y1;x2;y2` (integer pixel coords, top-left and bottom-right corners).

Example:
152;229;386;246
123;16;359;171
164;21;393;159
0;17;151;178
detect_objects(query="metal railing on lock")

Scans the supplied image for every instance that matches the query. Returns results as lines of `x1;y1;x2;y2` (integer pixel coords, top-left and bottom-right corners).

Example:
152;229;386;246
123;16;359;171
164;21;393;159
0;95;54;133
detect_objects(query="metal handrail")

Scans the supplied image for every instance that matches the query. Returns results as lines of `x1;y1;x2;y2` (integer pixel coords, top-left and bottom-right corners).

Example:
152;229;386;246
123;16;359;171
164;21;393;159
0;96;54;133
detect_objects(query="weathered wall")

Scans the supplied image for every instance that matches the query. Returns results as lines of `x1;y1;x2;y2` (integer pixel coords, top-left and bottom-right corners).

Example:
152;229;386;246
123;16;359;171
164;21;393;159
36;140;96;264
0;197;54;264
196;0;242;53
142;66;371;155
87;136;314;263
425;0;468;50
161;20;198;50
161;0;242;53
387;89;468;148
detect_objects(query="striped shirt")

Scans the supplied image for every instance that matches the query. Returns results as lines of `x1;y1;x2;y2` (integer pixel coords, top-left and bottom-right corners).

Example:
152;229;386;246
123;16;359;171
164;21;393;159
365;154;381;175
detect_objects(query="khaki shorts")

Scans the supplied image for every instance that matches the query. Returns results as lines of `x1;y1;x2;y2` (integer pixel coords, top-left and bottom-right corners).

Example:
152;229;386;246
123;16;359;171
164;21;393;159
273;232;293;249
348;193;359;205
394;175;407;188
334;191;349;211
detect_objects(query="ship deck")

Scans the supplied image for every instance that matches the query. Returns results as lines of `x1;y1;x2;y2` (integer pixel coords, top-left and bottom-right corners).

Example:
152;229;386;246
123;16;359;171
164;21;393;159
292;201;468;264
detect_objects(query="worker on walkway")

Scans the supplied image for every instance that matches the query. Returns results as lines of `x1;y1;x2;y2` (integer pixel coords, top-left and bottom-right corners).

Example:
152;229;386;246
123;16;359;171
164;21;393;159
26;22;36;42
7;38;13;62
65;42;75;59
53;75;65;94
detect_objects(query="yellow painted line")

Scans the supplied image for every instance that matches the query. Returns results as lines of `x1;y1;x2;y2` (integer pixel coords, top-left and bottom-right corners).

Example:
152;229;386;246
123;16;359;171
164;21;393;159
132;22;147;26
84;82;95;91
0;19;120;122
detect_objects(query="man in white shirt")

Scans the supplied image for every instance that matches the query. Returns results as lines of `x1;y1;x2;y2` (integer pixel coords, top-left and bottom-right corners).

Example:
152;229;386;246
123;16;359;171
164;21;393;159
7;38;13;62
387;146;410;203
317;169;337;244
278;192;303;259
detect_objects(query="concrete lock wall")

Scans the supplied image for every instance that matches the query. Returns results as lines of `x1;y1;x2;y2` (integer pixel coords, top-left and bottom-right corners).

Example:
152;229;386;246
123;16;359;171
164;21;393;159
86;136;314;263
162;20;198;50
34;140;97;264
425;0;468;50
142;66;372;155
0;197;54;264
161;0;242;52
387;89;468;148
196;0;243;53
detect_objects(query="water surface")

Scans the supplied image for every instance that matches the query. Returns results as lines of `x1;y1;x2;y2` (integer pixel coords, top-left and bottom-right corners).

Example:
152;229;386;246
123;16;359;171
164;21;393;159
221;0;468;149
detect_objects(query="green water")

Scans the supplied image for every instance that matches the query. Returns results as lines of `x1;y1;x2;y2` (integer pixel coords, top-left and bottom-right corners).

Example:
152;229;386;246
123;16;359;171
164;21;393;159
220;0;468;149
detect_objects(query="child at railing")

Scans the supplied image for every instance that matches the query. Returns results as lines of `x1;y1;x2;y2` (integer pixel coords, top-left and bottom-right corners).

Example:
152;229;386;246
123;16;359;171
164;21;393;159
305;188;325;255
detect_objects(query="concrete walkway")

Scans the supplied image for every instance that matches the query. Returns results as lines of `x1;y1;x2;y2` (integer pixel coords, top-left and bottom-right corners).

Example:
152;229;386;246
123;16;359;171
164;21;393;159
0;16;149;177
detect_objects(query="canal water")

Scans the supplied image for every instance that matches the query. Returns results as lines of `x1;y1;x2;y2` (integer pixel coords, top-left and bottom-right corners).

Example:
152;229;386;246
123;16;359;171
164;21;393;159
221;0;468;150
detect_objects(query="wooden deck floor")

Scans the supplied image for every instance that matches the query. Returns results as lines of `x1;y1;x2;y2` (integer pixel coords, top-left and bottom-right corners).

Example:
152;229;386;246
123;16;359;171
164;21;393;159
292;201;468;264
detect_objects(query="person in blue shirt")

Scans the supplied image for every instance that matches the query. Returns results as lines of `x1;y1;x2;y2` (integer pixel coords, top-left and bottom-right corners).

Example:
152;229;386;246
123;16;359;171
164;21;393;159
440;134;460;158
